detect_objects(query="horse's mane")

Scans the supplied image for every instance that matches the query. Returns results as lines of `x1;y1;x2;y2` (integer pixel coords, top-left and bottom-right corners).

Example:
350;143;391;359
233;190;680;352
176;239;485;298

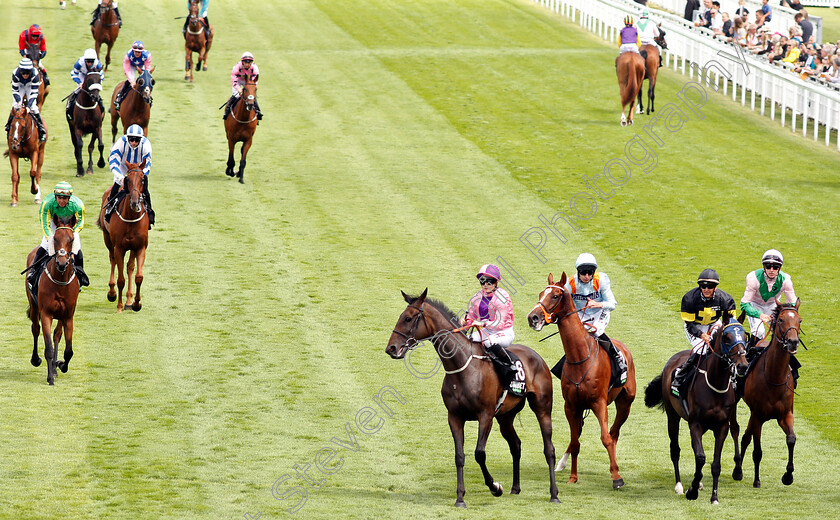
772;303;798;325
406;294;459;329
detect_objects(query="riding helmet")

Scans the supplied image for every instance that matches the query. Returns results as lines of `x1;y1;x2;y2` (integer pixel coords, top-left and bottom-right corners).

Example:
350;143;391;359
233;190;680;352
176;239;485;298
126;124;144;138
29;24;41;37
476;264;501;282
241;51;255;61
624;15;634;26
83;48;97;61
575;253;598;270
132;40;145;50
761;249;784;266
54;181;73;197
641;9;649;19
18;58;34;70
697;269;720;285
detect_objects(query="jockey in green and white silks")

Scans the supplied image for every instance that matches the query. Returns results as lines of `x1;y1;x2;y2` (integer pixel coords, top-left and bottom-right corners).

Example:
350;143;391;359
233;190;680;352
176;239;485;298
637;9;661;47
740;249;797;340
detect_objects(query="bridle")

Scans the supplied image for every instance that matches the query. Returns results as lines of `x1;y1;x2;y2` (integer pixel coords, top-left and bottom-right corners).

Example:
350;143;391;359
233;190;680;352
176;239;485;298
531;284;586;326
76;73;103;110
772;308;801;354
391;303;432;352
45;226;77;286
98;2;119;26
697;321;747;393
232;84;258;124
116;167;146;222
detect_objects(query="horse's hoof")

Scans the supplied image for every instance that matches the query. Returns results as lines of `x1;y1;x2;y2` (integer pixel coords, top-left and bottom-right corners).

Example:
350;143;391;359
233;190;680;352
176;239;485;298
675;482;684;495
10;202;17;207
620;120;628;127
454;500;466;508
732;467;743;481
711;499;720;505
185;75;190;81
753;480;761;488
58;361;68;373
76;171;85;178
698;482;704;491
31;356;42;367
510;486;520;495
202;66;208;72
628;119;634;126
225;169;235;177
686;487;698;500
107;292;116;302
613;478;625;489
550;498;561;504
782;473;793;486
86;169;94;176
567;477;577;484
491;482;503;497
97;159;105;168
238;176;244;184
132;302;142;312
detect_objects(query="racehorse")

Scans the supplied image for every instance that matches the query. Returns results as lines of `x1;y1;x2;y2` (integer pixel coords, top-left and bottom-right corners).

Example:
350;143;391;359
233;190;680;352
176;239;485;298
5;104;45;207
527;273;637;489
224;80;258;183
96;160;149;312
91;0;120;72
386;289;560;508
184;0;213;82
68;71;106;177
638;29;668;115
644;318;749;504
615;51;645;126
732;301;802;488
109;69;154;141
25;216;80;385
24;42;49;109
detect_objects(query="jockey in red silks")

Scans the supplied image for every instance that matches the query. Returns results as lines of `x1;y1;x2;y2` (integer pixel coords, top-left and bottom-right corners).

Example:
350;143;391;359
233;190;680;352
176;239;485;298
18;24;50;86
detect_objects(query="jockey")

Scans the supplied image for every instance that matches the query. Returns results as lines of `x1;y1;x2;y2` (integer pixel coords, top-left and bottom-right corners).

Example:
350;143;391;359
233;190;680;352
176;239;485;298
28;181;89;290
182;0;211;40
224;52;263;121
462;264;517;378
106;124;154;226
18;24;50;87
114;41;152;111
6;58;47;142
67;48;105;119
564;253;627;385
671;269;738;396
740;249;800;382
637;9;661;65
617;15;641;55
91;0;122;27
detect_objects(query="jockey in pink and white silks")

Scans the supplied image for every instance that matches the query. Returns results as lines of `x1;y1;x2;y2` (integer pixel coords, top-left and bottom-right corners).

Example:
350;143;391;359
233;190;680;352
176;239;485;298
223;52;262;121
114;41;152;111
462;264;518;379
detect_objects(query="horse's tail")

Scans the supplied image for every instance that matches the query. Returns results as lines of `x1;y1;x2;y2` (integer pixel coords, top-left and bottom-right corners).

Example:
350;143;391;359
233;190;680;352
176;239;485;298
644;374;664;409
618;57;638;107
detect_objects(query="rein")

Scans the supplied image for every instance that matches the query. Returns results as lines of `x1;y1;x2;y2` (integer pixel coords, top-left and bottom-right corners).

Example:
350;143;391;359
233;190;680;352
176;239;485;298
44;228;77;286
10;111;33;144
115;171;146;222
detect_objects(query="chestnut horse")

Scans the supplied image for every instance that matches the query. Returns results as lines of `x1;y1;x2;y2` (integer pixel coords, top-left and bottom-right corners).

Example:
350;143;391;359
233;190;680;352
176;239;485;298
91;0;120;72
386;290;560;508
733;301;802;488
645;318;749;504
5;105;45;207
109;68;154;141
637;29;668;116
615;51;645;126
24;42;49;109
25;216;80;385
527;273;637;489
68;71;106;177
96;160;149;312
184;0;213;82
224;81;258;183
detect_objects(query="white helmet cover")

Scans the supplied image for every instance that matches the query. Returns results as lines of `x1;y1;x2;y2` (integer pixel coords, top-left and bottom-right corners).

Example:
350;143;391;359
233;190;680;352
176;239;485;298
126;124;144;138
83;48;98;61
762;249;784;265
575;253;598;270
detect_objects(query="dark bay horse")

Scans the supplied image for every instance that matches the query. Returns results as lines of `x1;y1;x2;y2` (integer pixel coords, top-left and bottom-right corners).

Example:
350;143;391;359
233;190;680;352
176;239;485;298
109;69;154;141
638;30;668;115
5;105;45;207
96;160;149;312
224;81;258;183
68;71;106;177
25;42;49;109
615;51;645;126
386;289;560;508
25;216;80;385
184;0;213;82
645;319;749;504
526;273;636;489
92;0;120;72
733;301;802;488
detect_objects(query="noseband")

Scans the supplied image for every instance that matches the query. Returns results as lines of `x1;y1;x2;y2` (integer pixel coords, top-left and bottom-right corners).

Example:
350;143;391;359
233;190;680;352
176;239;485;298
773;309;801;354
532;285;585;325
391;303;431;351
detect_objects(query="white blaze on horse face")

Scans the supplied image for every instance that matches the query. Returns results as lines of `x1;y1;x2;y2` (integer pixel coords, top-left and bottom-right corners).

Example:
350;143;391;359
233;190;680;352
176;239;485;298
13;121;20;140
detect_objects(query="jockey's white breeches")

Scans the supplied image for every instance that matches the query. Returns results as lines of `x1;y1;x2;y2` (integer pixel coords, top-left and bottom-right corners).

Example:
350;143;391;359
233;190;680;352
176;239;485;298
41;227;81;256
745;301;776;339
470;327;514;348
581;308;611;337
619;44;640;54
684;322;721;355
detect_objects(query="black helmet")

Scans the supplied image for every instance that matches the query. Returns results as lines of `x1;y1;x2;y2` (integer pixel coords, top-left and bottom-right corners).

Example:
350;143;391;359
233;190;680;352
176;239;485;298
697;269;720;285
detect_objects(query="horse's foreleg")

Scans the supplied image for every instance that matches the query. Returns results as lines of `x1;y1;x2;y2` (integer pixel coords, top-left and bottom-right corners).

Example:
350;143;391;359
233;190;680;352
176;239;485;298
40;313;55;385
29;303;41;366
686;422;706;500
86;134;96;175
593;399;623;488
96;128;106;168
226;139;236;177
131;247;145;312
667;408;683;494
447;413;467;508
529;393;560;503
57;317;73;373
637;81;644;114
10;156;20;207
609;388;634;445
474;412;502;497
107;243;117;302
779;412;796;485
237;138;252;184
709;423;729;504
496;414;522;495
563;403;582;483
185;49;193;82
115;247;126;312
731;413;743;481
743;414;763;488
125;250;136;308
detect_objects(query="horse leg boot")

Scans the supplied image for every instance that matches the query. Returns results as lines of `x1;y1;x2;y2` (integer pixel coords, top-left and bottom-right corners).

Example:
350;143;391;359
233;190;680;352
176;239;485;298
599;334;627;386
142;175;155;226
32;113;47;142
671;352;701;397
73;249;90;287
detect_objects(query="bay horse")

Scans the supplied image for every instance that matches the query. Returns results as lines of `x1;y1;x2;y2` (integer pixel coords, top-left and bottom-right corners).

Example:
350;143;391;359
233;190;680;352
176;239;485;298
25;216;80;385
386;289;560;508
615;51;645;126
637;29;668;115
644;318;749;504
24;42;49;109
68;71;106;177
5;105;45;207
109;69;154;141
526;273;636;489
91;0;120;72
96;160;149;312
184;0;213;82
733;301;802;488
224;81;258;184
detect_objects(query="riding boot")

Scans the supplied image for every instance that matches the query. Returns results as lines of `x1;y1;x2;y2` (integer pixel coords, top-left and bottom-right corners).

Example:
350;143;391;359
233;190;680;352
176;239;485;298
73;249;90;287
4;111;12;133
142;175;155;227
222;95;236;120
91;7;100;26
204;17;211;39
790;354;801;389
599;333;627;386
32;113;47;141
659;54;663;68
114;82;129;111
66;90;78;121
28;246;49;292
671;352;701;396
485;343;516;379
182;18;188;37
104;182;121;222
115;7;123;27
254;98;263;121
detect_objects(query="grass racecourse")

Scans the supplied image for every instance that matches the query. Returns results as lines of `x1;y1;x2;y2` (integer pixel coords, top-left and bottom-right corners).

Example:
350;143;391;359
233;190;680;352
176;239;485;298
1;0;840;518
